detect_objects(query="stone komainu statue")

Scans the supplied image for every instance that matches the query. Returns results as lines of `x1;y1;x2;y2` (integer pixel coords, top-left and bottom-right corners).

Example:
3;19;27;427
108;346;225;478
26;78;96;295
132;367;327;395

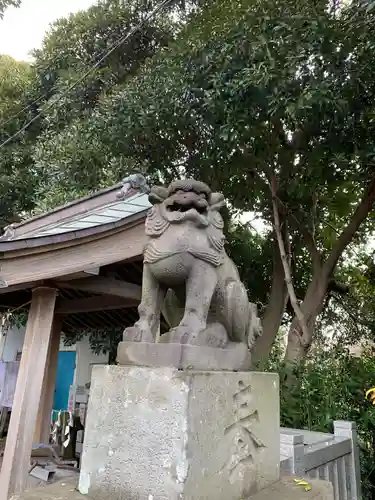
123;179;262;351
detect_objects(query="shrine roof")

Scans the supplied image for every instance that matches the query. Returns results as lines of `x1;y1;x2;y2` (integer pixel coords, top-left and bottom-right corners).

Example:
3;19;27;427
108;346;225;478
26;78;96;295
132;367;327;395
0;175;154;334
0;176;151;250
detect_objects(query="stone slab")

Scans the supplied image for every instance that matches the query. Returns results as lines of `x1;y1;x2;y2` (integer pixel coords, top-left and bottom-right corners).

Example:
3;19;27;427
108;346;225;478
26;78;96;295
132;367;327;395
251;476;334;500
117;341;252;371
79;366;279;500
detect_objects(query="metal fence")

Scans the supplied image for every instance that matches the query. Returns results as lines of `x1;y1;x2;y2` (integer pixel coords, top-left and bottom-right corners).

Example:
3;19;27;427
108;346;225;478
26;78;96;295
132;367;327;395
280;421;362;500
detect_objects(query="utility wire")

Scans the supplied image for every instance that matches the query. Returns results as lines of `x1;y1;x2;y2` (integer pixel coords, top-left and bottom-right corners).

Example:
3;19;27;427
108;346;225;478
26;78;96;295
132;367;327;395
0;0;172;150
1;49;113;132
0;99;42;131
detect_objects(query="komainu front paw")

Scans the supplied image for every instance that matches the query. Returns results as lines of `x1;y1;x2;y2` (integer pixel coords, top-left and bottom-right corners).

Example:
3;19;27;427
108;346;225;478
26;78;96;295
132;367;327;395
123;322;154;343
160;326;191;344
160;323;229;347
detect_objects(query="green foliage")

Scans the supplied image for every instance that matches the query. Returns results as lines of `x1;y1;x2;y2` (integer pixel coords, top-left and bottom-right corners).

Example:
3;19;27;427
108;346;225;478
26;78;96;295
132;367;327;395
87;327;123;364
32;0;176;125
63;327;123;364
2;309;28;330
267;344;375;500
41;0;375;237
0;0;20;19
29;0;200;210
0;1;201;222
226;222;273;308
318;251;375;347
0;55;40;228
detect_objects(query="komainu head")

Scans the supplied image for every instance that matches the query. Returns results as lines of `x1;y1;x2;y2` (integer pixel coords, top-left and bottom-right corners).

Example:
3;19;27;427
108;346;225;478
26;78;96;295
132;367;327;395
147;179;226;229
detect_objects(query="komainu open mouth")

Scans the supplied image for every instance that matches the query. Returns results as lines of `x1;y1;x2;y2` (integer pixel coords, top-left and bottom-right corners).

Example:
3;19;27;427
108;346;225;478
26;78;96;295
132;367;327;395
167;201;207;214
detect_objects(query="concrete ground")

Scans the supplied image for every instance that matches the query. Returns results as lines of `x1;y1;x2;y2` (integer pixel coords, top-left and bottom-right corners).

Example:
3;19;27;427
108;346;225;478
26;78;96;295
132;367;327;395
0;437;80;492
10;479;82;500
10;477;334;500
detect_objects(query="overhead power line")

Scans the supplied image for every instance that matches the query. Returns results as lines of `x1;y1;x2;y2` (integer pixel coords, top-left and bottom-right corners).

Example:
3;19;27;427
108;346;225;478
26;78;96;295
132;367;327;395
0;36;126;132
0;0;172;150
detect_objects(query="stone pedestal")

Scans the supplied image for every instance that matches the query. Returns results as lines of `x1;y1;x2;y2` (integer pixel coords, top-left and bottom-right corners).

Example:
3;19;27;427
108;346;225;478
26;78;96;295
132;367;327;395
117;341;252;371
78;366;279;500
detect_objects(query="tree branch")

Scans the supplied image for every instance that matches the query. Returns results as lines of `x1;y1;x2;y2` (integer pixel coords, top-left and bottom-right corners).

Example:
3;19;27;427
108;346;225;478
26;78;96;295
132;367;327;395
331;292;371;334
249;163;322;272
323;173;375;278
271;172;310;348
286;210;322;272
328;280;349;295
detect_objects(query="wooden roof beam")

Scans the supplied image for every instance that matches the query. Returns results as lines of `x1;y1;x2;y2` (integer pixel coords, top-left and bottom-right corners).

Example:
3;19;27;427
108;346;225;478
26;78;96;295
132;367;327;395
56;275;142;301
55;295;139;315
54;267;100;281
0;221;145;287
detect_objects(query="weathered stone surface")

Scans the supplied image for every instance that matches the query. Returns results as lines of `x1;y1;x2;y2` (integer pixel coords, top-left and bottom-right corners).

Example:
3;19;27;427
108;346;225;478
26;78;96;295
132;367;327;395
79;366;279;500
120;179;262;369
250;476;334;500
117;341;252;371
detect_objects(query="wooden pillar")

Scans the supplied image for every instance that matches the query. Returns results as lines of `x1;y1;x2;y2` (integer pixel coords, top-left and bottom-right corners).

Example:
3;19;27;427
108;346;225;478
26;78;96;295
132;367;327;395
0;407;9;438
33;316;62;445
0;287;57;500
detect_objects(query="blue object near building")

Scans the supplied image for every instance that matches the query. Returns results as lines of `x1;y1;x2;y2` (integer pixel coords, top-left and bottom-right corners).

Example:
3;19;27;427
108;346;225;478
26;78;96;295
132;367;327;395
53;351;76;410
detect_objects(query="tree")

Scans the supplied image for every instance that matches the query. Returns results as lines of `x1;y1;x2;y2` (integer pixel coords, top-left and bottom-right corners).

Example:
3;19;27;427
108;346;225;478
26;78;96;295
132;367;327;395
33;0;375;366
0;0;200;221
0;0;20;19
29;0;201;210
0;55;40;227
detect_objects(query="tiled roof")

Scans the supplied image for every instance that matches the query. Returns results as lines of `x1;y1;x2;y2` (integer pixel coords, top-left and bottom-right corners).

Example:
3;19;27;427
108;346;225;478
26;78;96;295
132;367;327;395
0;174;151;245
11;192;151;240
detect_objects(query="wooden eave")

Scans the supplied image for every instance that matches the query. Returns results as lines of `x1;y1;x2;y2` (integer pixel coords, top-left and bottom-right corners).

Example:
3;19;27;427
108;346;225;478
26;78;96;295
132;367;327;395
0;176;154;288
0;212;147;288
0;174;164;337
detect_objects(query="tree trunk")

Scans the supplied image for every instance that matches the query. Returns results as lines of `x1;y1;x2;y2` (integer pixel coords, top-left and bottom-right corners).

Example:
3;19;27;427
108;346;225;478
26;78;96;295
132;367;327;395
284;274;328;363
284;173;375;364
252;237;287;368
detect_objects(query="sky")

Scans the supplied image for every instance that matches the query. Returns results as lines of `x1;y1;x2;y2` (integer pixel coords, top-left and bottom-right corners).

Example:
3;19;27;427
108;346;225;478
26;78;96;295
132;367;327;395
0;0;95;61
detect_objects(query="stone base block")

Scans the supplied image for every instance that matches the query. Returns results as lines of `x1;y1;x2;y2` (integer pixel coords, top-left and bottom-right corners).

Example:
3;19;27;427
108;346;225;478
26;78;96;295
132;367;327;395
117;341;251;371
79;366;279;500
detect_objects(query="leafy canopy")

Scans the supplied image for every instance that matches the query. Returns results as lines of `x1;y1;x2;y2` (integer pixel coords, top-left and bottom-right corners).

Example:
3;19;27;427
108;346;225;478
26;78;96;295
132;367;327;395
0;0;20;19
0;55;39;226
33;0;375;252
